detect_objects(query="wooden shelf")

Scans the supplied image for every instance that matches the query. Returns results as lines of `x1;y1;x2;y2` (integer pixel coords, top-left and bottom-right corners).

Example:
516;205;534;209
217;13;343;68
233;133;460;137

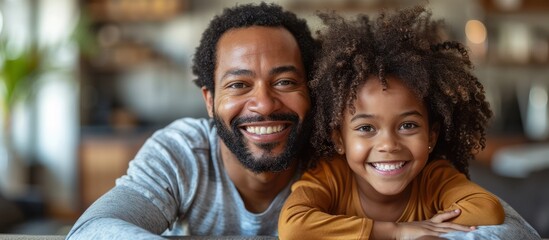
78;132;150;211
87;0;188;23
480;0;549;13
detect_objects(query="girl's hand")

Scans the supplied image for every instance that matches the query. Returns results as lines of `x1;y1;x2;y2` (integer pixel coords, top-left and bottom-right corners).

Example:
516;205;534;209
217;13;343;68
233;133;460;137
395;209;475;240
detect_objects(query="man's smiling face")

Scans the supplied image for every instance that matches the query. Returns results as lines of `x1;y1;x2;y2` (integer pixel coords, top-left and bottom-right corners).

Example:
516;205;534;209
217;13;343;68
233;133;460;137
204;26;311;173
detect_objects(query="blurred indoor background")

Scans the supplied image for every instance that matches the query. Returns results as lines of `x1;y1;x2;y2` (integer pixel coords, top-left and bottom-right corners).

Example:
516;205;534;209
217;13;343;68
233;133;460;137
0;0;548;237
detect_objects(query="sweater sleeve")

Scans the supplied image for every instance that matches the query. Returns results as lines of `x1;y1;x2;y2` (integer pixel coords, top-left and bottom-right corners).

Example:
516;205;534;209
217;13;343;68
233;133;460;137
66;135;179;239
67;118;211;238
424;160;505;226
278;158;372;240
66;186;169;240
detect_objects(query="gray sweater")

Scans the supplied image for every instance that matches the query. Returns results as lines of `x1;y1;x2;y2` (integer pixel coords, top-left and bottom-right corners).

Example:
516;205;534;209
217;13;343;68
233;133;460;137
67;118;294;239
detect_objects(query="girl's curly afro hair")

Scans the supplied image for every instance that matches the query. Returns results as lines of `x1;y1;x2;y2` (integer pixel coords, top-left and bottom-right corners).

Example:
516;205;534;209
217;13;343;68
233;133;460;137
309;5;492;176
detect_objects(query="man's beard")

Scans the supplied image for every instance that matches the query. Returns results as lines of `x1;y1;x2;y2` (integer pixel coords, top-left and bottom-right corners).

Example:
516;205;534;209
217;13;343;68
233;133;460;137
214;112;310;173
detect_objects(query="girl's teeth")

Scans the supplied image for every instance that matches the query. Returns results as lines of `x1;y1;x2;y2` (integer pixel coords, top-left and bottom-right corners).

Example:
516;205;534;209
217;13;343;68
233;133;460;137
371;162;405;171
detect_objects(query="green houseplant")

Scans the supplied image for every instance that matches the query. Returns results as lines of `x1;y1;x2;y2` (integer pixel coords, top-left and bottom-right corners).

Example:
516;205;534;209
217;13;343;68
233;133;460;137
0;38;45;196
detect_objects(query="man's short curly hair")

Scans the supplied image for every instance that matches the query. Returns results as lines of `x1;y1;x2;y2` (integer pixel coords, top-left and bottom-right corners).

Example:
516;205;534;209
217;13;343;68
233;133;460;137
310;5;493;176
192;2;317;95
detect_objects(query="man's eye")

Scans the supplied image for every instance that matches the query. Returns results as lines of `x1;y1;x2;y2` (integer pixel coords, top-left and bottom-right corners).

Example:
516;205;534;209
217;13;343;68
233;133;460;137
275;79;295;86
228;82;246;89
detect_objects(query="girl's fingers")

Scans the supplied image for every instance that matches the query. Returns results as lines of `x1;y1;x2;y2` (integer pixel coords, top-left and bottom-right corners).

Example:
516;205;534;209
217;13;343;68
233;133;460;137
427;209;476;233
430;209;461;223
431;222;475;233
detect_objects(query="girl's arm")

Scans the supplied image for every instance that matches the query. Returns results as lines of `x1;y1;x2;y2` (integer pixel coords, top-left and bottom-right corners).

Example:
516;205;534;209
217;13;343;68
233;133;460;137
279;180;472;240
278;158;373;239
278;180;373;239
424;160;505;226
278;158;472;240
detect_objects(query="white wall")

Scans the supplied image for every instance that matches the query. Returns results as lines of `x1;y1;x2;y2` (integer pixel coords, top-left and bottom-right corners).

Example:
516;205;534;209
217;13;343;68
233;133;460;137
35;0;80;211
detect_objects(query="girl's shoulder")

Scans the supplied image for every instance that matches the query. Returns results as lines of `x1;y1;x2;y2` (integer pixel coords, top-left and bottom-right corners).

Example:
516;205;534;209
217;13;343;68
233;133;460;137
316;155;349;170
419;159;464;182
424;159;453;170
304;155;351;180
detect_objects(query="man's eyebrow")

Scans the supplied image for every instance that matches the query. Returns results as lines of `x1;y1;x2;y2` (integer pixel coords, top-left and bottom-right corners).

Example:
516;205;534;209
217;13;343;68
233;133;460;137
269;65;299;76
221;69;254;81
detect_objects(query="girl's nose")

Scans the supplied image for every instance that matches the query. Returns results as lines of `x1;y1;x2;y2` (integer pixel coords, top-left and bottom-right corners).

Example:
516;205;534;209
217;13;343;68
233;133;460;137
376;131;401;153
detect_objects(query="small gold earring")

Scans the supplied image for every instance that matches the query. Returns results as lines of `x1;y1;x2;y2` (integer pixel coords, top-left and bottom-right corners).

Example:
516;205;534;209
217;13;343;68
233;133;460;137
428;146;432;152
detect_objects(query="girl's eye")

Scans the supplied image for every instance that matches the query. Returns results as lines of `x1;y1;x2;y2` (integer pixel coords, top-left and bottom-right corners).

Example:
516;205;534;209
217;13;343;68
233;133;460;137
400;122;418;130
357;125;375;132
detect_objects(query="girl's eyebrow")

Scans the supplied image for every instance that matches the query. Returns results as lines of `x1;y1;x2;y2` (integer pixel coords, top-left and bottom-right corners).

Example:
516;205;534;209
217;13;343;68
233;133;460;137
350;113;374;122
401;110;424;118
350;110;423;122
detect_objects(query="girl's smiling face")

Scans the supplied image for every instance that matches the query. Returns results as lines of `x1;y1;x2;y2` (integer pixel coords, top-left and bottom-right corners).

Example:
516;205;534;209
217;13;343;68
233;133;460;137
334;75;438;197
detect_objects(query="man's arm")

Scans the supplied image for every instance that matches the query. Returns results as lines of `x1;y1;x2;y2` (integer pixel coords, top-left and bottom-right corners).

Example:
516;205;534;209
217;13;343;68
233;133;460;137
66;186;170;240
67;119;218;239
441;198;541;240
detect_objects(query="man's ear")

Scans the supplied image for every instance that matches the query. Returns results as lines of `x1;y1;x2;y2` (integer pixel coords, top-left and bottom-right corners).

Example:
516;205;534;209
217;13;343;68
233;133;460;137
331;129;345;155
429;122;440;152
201;87;214;118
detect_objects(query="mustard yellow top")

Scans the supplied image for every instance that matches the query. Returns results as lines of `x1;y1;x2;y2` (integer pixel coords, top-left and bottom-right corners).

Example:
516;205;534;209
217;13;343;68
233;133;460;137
278;157;505;240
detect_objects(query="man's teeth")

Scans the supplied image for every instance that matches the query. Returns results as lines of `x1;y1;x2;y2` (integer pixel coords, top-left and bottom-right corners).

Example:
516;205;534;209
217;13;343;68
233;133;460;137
245;125;284;135
371;162;405;171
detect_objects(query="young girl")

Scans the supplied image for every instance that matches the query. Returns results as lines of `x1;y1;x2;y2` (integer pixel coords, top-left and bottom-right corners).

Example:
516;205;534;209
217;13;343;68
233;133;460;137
279;6;505;240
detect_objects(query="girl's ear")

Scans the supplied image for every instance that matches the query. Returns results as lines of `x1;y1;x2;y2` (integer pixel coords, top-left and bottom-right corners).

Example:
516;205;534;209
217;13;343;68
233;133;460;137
331;129;345;155
428;122;440;153
202;86;214;118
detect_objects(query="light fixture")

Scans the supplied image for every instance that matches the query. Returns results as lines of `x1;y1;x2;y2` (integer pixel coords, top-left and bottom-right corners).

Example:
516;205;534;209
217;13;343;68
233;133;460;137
465;20;487;44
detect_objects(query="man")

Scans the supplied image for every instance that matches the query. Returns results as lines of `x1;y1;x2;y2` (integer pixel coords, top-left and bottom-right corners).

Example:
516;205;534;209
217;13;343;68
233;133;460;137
68;3;316;239
67;2;539;239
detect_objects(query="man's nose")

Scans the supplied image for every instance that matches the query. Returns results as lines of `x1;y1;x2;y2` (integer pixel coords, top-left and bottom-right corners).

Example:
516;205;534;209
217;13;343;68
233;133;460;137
247;84;280;116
